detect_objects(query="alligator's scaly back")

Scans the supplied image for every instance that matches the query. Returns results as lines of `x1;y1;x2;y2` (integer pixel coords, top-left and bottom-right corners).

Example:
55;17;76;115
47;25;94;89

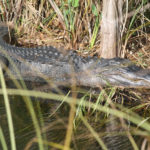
0;23;150;88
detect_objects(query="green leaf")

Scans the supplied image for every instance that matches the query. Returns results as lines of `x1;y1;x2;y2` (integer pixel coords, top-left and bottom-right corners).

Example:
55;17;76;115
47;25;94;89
92;4;98;16
72;0;79;8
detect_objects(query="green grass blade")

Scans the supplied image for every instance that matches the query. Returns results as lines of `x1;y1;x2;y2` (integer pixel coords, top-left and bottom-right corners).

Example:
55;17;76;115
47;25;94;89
90;16;101;48
24;97;44;150
2;88;150;134
0;126;8;150
0;67;16;150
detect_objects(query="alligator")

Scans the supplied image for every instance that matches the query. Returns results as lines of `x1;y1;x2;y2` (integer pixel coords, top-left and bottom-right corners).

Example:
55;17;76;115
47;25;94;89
0;23;150;88
0;23;147;150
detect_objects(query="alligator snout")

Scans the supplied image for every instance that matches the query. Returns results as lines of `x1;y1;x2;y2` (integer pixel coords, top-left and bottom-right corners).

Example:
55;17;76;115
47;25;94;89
99;64;150;88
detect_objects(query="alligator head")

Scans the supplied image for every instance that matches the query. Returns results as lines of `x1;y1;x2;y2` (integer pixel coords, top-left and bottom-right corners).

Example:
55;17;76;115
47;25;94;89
77;57;150;88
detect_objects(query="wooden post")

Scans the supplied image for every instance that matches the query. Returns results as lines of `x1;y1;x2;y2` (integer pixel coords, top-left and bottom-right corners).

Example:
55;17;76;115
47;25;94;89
99;0;123;58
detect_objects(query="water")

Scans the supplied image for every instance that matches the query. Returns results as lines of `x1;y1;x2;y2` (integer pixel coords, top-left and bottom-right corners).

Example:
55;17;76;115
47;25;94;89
0;81;146;150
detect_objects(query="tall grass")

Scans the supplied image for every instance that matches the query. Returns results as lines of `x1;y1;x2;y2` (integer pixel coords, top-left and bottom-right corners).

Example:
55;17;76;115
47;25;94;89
0;88;150;149
0;67;16;150
0;0;150;149
0;0;149;52
0;126;7;150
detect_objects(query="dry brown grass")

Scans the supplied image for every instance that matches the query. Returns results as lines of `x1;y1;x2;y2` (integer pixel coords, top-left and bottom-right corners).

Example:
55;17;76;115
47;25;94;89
0;1;150;59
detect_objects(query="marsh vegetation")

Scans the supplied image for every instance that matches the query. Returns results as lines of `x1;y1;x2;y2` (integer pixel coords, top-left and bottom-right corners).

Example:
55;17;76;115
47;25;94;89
0;0;150;150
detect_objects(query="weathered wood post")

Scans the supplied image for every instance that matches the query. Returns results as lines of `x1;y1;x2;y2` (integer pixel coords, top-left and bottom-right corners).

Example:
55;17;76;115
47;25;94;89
99;0;123;58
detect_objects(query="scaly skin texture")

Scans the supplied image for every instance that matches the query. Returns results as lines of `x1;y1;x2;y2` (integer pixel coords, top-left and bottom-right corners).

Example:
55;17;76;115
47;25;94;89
0;24;150;88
